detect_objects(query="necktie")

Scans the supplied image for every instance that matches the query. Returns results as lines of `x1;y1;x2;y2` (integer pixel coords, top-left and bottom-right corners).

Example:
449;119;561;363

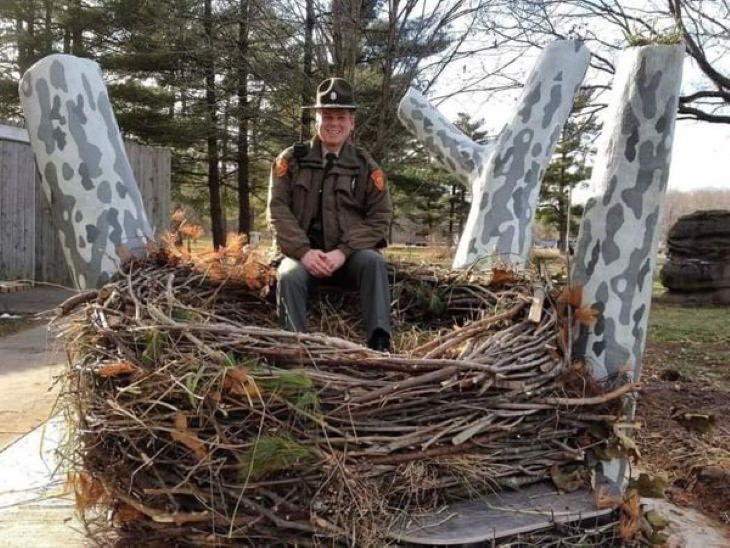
323;152;337;175
308;153;338;249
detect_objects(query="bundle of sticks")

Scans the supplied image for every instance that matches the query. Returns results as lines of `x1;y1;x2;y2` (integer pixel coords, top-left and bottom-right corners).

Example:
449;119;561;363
56;243;636;546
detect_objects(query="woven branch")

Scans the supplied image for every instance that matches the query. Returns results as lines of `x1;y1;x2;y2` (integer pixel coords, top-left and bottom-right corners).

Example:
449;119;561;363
55;246;637;546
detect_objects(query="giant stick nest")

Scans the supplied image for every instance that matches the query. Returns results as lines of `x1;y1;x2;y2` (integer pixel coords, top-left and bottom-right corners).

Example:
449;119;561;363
54;235;639;546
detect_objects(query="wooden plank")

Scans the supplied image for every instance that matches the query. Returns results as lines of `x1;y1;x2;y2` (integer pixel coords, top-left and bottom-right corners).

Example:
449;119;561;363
0;281;33;292
0;141;35;280
0;124;30;144
19;143;36;280
529;286;546;323
0;142;8;276
125;142;172;237
34;169;72;286
0;133;170;285
160;148;171;234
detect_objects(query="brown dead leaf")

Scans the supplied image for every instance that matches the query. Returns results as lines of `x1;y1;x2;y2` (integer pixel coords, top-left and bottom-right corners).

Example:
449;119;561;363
594;487;640;541
613;424;641;463
619;489;641;541
558;285;584;309
630;472;667;498
115;502;144;524
202;262;226;281
489;267;515;286
594;486;623;509
179;224;204;240
550;463;586;492
223;368;261;399
225;232;247;255
68;471;107;512
242;258;267;290
672;410;717;434
98;361;137;377
574;305;599;326
171;412;208;461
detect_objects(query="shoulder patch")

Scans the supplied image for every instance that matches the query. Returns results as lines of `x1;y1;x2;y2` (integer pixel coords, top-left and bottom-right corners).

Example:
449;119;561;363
275;156;289;178
371;169;386;191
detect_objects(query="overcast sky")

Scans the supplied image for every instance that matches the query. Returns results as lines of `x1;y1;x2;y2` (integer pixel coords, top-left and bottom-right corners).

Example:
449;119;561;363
434;55;729;196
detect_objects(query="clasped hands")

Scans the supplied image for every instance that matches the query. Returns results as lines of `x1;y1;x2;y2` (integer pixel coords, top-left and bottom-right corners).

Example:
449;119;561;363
300;249;346;278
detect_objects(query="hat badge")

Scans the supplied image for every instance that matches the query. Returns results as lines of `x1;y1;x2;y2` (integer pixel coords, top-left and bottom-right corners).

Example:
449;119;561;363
330;91;337;101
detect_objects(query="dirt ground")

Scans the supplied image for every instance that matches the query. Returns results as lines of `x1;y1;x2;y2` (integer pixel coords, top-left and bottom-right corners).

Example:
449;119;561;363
637;339;730;527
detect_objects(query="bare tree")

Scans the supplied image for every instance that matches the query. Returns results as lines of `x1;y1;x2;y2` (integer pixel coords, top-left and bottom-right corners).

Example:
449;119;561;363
204;0;225;248
661;188;730;243
476;0;730;124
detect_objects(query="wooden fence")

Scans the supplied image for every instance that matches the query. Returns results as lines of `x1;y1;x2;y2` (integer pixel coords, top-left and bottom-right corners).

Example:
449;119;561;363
0;124;171;285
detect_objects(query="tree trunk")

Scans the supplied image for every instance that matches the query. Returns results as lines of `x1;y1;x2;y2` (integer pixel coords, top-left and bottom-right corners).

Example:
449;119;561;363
204;0;224;248
16;2;34;74
332;0;360;80
221;97;230;233
373;0;397;159
300;0;314;140
237;0;251;235
43;0;53;55
69;0;82;55
448;184;456;242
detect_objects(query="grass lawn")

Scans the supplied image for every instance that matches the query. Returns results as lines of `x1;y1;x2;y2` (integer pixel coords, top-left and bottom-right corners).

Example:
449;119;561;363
649;302;729;344
645;301;730;387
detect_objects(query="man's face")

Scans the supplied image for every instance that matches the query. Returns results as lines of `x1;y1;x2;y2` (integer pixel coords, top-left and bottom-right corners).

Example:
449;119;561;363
316;109;355;151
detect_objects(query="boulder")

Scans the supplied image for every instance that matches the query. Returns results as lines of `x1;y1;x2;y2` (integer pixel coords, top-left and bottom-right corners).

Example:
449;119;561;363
660;210;730;305
666;210;730;261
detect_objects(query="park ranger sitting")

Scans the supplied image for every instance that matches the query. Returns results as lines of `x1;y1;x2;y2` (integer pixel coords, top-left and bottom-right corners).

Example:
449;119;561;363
267;77;393;352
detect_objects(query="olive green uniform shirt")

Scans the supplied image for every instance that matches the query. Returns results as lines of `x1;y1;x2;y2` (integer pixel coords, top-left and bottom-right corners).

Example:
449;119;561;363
267;137;392;259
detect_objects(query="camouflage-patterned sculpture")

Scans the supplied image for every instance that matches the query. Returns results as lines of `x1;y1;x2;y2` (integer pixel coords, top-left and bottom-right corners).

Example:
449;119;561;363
572;44;684;385
20;54;153;289
399;40;591;268
399;42;685;489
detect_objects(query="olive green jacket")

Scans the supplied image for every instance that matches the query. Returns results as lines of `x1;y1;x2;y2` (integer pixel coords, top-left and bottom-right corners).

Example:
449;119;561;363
267;137;392;260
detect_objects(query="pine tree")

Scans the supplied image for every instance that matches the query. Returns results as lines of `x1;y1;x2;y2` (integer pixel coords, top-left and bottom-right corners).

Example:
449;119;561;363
537;94;599;251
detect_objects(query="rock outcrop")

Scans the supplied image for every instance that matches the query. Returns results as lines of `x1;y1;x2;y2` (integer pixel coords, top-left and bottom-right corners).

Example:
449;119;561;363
660;210;730;305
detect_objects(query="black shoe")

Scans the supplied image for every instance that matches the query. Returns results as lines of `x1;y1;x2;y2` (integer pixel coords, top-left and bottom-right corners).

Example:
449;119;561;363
368;329;391;352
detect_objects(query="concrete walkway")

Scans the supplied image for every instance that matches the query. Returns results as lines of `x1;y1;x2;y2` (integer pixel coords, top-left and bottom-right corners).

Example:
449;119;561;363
0;416;84;546
0;324;65;450
0;302;84;545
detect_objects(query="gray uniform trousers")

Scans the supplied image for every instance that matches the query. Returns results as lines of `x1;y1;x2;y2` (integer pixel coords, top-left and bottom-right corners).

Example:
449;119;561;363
276;249;391;338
